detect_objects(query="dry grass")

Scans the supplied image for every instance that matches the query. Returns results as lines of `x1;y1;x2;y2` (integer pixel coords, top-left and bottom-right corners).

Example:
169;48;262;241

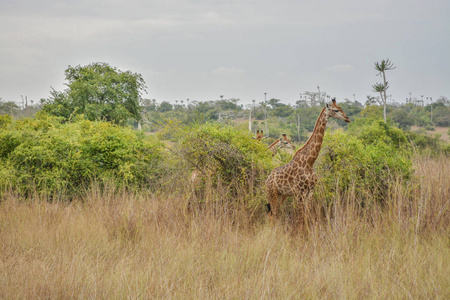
411;126;449;142
1;155;449;299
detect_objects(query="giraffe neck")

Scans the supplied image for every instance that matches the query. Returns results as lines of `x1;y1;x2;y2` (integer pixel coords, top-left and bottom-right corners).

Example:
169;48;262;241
293;107;328;166
267;139;280;155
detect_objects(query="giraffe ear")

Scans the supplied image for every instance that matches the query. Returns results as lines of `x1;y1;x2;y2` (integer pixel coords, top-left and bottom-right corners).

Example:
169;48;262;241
326;104;330;108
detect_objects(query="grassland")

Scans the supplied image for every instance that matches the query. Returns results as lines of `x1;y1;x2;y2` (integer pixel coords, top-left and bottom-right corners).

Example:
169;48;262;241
411;126;449;142
1;155;449;299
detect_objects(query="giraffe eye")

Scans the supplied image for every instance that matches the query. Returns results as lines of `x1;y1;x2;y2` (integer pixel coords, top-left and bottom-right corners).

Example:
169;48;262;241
333;109;339;112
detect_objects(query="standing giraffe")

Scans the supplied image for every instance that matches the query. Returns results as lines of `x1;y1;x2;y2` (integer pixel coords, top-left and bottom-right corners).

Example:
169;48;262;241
267;134;296;156
265;99;350;219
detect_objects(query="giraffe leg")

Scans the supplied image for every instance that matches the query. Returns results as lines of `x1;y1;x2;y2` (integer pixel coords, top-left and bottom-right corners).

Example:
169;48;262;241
268;195;288;226
295;189;315;231
267;190;279;218
270;195;286;218
265;171;288;222
265;176;276;217
266;185;284;221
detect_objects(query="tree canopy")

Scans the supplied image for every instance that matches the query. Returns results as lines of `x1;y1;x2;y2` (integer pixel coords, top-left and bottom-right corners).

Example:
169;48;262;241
42;62;146;125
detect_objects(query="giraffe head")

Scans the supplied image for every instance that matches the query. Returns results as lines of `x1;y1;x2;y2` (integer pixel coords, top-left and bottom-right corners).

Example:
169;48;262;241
255;130;263;141
267;134;295;156
325;98;351;123
259;130;265;140
280;134;295;150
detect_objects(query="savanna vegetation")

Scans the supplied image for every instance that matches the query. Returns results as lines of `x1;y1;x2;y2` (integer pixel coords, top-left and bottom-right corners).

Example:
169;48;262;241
0;62;449;298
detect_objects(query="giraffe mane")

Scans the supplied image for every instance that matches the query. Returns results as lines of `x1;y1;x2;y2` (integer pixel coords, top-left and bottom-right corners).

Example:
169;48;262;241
267;139;280;149
292;106;326;157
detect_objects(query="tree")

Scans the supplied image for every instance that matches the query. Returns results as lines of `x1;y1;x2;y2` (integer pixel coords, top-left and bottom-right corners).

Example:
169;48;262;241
142;99;157;112
372;83;386;120
388;108;414;129
158;101;173;113
436;96;449;106
268;98;284;109
0;99;20;117
432;104;450;126
42;62;146;125
372;59;395;122
273;105;294;118
295;100;309;108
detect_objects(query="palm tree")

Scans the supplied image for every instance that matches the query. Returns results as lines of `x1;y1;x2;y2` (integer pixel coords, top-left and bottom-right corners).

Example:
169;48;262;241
373;59;395;122
372;83;387;121
365;95;377;106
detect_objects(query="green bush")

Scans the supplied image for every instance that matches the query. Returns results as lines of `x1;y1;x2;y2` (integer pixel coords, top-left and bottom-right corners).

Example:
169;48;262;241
0;114;13;127
316;129;412;206
424;124;435;131
0;113;165;199
405;131;449;156
347;119;408;149
318;120;418;205
160;122;274;195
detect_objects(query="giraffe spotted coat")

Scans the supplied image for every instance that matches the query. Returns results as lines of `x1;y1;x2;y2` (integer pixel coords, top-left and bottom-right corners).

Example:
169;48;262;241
265;99;350;219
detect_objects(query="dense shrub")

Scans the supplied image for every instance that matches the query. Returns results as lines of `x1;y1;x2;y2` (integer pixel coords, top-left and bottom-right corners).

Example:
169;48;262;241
316;120;417;205
157;119;422;208
0;113;165;199
347;117;449;156
405;131;450;156
0;114;13;127
316;129;412;206
347;119;408;148
1;107;446;208
159;122;274;197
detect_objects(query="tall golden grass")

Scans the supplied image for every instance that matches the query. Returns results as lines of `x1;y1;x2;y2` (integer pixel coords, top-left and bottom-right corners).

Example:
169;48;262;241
1;155;449;299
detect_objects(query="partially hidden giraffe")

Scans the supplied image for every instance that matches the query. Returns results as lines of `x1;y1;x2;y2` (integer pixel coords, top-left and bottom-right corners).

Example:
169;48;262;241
255;130;264;141
191;129;265;195
267;134;296;156
265;99;350;219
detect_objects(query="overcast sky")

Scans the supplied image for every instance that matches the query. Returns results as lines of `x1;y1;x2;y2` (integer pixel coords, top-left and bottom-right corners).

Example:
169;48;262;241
1;0;449;106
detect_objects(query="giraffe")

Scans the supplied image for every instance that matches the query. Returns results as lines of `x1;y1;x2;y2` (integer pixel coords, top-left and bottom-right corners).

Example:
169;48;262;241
265;98;350;220
281;134;295;149
191;129;265;195
255;130;264;141
267;134;296;156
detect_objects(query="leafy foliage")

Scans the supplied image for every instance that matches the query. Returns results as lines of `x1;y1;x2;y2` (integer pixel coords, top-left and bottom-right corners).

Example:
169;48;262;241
42;62;146;125
0;114;13;128
347;117;449;156
347;119;408;149
163;122;273;184
1;82;449;205
317;129;412;205
0;99;20;116
0;113;165;199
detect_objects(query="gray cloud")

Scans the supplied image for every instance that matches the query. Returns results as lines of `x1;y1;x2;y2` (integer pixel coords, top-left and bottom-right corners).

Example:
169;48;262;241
1;0;449;105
